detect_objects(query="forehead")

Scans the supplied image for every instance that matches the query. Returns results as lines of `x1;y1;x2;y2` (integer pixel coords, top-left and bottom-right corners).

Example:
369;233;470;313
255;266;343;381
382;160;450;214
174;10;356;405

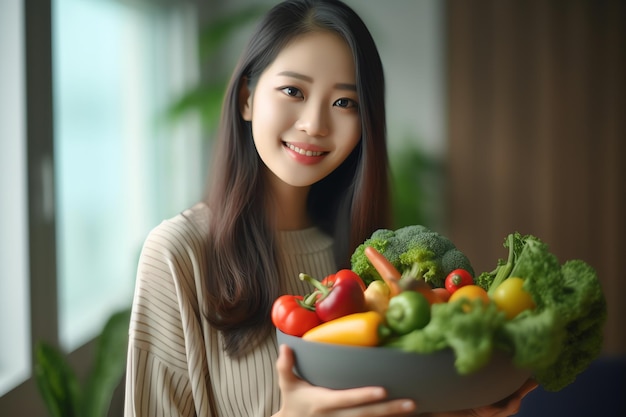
266;31;356;82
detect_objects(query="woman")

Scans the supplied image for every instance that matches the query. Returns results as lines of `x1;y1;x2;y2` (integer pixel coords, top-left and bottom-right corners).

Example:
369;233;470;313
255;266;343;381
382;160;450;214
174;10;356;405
124;1;536;416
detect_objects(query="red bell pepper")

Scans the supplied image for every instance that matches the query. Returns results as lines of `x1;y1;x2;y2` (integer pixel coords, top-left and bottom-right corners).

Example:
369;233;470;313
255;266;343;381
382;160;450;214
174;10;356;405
300;269;366;322
321;269;367;291
271;294;321;336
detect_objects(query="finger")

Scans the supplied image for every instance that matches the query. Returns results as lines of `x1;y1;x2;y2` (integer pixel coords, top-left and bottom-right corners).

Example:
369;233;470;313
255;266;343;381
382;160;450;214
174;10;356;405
334;398;417;417
498;379;539;417
318;385;388;408
315;390;415;417
468;379;539;417
496;378;539;412
516;379;539;398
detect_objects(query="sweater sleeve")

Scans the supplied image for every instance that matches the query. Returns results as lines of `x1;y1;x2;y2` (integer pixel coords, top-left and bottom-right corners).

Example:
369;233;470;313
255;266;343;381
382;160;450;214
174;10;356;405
124;216;211;417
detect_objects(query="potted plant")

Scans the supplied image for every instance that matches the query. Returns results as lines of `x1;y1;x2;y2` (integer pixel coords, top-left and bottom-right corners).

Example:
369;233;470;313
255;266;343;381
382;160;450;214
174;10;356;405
34;308;131;417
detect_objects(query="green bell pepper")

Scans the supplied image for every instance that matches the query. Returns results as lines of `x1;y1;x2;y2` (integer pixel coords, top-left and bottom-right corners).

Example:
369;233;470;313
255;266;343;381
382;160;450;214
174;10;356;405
385;291;431;335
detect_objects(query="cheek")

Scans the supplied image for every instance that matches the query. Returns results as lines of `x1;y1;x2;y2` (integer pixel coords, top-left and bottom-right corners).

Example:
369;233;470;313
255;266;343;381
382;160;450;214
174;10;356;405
337;119;362;153
251;98;293;137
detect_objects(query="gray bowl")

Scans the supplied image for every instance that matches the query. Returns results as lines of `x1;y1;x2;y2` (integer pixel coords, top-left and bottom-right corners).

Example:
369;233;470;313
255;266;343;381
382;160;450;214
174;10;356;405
277;330;531;413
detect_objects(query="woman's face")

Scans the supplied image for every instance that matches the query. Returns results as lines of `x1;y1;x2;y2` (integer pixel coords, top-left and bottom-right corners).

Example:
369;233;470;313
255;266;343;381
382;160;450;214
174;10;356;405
241;31;361;189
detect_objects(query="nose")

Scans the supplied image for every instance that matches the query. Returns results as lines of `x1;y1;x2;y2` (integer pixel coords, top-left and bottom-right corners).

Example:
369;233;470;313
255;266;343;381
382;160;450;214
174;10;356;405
295;101;330;137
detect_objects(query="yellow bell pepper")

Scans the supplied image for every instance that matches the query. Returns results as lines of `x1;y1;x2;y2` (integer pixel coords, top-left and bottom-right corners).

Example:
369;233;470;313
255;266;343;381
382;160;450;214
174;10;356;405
302;311;387;347
364;280;390;316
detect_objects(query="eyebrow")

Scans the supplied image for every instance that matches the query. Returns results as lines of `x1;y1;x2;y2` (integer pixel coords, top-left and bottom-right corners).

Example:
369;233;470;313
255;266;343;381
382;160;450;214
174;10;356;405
277;70;357;91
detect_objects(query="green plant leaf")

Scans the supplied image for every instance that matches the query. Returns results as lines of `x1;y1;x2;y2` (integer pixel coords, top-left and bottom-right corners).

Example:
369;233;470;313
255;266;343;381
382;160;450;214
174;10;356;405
390;144;443;229
81;308;132;417
166;5;266;135
34;342;80;417
167;82;226;128
198;5;266;60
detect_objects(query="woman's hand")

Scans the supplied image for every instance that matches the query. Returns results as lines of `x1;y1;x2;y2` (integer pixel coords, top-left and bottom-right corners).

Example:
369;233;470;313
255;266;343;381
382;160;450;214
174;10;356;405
419;379;539;417
274;344;417;417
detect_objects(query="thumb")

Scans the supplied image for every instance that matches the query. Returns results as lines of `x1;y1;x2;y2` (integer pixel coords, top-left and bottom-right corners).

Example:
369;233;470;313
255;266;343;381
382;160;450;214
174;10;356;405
276;344;299;386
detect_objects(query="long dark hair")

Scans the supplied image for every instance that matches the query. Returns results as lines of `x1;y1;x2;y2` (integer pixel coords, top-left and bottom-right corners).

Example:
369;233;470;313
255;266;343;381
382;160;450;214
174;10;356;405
204;0;390;357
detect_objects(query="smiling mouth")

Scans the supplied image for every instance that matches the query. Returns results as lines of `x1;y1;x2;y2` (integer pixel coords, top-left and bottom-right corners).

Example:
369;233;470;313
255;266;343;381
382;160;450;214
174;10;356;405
283;142;326;157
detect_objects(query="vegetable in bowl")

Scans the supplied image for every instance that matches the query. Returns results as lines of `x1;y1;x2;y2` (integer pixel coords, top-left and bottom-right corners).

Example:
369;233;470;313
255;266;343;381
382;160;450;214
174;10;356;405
385;231;607;392
477;233;607;391
351;225;475;287
276;226;607;404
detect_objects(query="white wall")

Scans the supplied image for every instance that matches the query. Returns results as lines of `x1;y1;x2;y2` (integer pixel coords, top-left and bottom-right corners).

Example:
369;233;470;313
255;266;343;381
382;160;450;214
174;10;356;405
346;0;446;158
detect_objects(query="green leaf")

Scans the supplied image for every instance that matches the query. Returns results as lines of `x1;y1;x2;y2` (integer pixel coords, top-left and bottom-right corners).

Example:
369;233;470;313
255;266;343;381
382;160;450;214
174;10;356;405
34;342;80;417
198;5;267;60
167;82;227;128
81;308;132;417
390;144;442;228
166;5;267;134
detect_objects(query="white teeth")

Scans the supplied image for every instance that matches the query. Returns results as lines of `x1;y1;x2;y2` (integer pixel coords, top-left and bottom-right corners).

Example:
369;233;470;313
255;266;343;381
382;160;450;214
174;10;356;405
285;143;324;157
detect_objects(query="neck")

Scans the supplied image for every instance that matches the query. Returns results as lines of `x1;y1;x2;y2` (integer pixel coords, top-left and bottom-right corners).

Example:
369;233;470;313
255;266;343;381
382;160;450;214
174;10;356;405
266;175;311;231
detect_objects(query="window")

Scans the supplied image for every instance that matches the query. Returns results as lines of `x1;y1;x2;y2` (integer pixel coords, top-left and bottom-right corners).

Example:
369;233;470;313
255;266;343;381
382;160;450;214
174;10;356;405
0;0;30;397
0;0;204;401
53;0;204;350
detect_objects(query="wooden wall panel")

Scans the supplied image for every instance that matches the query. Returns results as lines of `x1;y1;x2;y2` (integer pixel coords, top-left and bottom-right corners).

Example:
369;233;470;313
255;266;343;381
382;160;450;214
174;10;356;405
445;0;625;354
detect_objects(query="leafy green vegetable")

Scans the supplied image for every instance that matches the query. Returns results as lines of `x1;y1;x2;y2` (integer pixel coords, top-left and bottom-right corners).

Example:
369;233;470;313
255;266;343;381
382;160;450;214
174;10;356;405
474;232;528;295
496;308;566;370
477;233;607;391
380;230;607;392
351;225;474;287
386;299;506;374
524;259;607;391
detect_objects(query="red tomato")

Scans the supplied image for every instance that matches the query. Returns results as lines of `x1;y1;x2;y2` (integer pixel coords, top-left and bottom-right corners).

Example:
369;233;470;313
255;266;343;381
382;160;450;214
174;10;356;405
271;295;321;336
445;269;474;294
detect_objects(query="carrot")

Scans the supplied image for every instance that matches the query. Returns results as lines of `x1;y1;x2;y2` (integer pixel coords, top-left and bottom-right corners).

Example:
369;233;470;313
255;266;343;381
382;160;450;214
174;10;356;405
364;246;403;296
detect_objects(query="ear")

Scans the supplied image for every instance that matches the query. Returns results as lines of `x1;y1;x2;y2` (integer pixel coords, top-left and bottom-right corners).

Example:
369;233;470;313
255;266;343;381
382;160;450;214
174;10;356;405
239;78;253;121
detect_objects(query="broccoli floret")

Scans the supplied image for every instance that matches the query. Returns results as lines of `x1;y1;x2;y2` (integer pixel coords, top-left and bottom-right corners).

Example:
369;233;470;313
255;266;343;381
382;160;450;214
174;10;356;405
351;225;474;287
475;269;498;291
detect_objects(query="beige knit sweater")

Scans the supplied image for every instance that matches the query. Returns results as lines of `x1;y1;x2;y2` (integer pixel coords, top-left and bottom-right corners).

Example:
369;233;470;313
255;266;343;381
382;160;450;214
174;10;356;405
124;202;336;417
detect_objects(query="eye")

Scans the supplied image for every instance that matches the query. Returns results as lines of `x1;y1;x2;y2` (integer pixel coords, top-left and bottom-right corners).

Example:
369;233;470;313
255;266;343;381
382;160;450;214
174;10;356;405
281;86;304;98
334;98;358;109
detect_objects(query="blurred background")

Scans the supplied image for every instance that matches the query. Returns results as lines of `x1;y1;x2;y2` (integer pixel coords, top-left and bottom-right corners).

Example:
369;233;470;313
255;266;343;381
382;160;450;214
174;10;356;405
1;0;623;415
